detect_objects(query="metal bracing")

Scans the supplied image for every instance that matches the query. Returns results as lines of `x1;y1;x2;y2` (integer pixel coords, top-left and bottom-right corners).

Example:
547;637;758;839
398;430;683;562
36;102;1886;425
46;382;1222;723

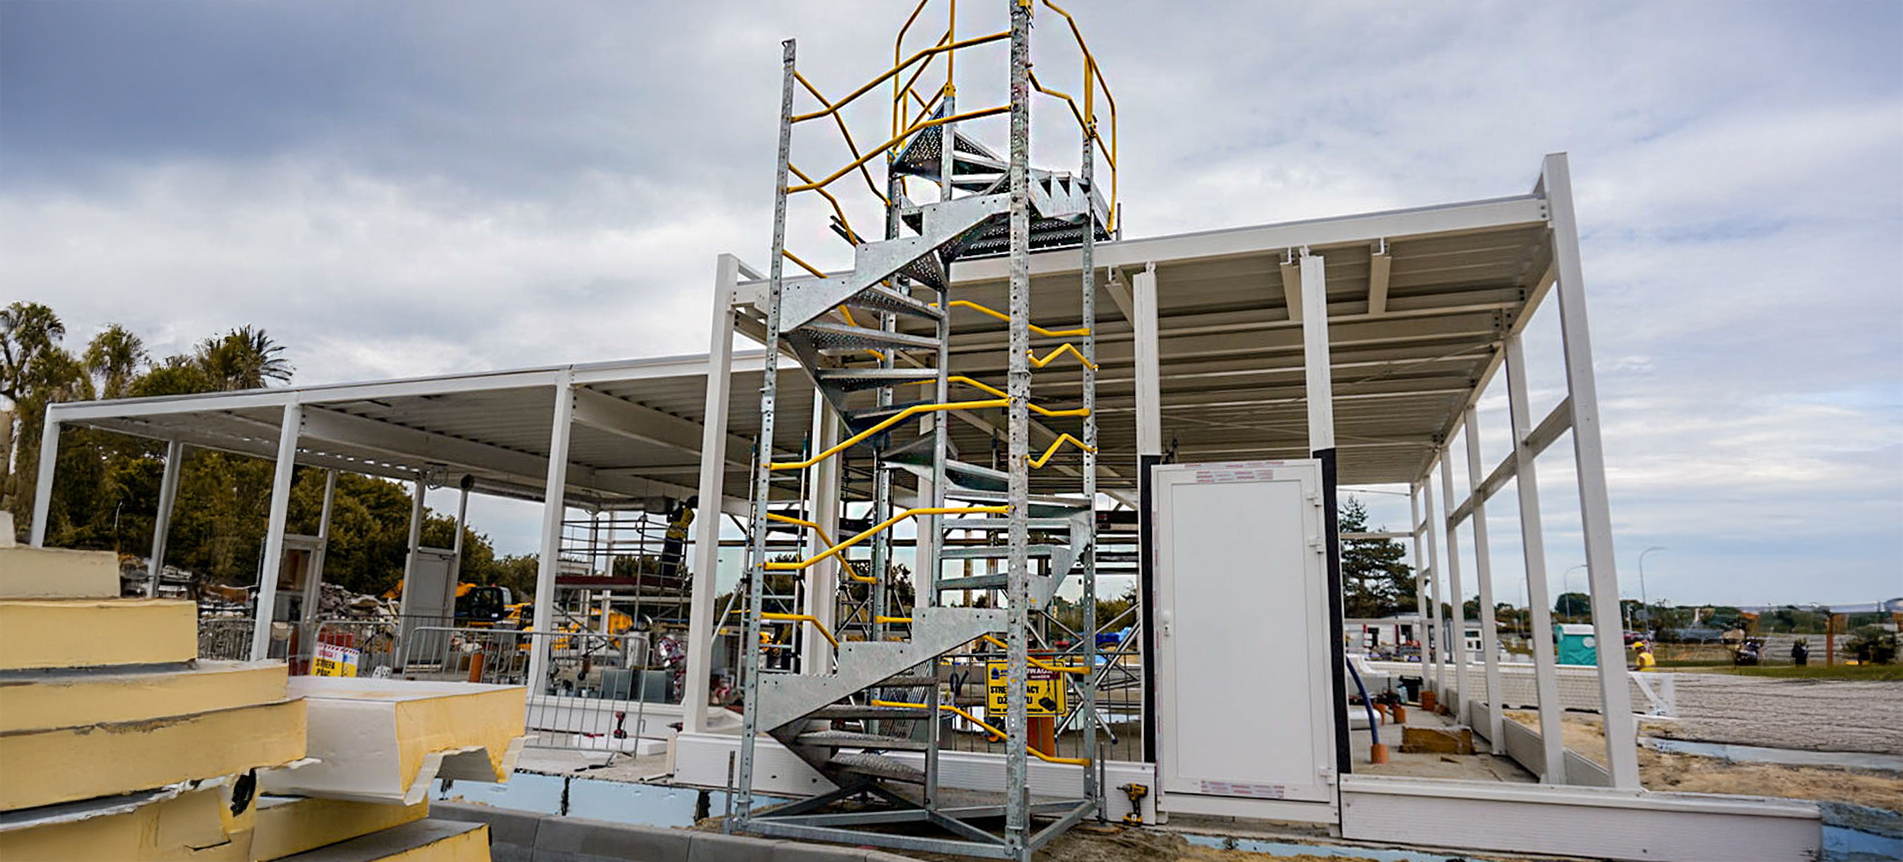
147;439;185;596
250;401;304;661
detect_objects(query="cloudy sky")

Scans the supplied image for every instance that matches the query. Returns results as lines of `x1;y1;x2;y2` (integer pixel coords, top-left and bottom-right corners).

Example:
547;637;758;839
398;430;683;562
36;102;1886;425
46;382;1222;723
4;1;1898;606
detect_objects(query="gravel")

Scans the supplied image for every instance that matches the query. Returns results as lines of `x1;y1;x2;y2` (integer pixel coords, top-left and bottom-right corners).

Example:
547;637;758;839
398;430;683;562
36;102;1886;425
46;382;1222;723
1656;674;1903;755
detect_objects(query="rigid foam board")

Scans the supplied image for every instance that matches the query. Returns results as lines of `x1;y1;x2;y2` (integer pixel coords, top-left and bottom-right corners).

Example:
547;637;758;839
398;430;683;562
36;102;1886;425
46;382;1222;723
0;598;197;671
250;796;429;862
260;678;526;805
0;661;287;733
0;782;250;862
0;699;307;812
0;546;120;599
273;820;487;862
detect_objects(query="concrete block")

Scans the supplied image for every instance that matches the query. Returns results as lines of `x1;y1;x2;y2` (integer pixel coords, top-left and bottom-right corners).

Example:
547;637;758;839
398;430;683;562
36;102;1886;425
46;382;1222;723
771;839;874;862
1401;724;1475;755
687;831;782;862
429;801;543;850
537;815;694;862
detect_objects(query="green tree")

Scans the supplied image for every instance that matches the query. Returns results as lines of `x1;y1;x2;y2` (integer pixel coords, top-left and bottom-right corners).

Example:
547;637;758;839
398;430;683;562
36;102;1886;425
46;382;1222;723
1339;496;1415;618
83;324;148;399
1555;591;1591;620
195;326;293;391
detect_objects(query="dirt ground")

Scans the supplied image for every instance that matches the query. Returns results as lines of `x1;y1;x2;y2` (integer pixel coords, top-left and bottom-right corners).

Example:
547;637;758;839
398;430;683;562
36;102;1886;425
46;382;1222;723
1654;672;1903;754
1505;710;1903;814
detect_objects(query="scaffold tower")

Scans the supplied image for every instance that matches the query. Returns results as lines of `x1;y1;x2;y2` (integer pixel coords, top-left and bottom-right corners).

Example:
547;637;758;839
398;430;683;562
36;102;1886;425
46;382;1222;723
728;2;1118;858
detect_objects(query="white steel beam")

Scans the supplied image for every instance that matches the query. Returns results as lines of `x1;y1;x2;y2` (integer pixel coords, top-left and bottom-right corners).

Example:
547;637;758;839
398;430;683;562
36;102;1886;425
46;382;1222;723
1463;406;1505;752
686;253;742;732
1422;473;1446;695
1367;239;1392;315
1409;485;1437;694
802;388;840;673
1450;396;1574;526
1132;262;1162;456
1300;251;1334;450
1280;253;1304;323
304;469;337;624
526;374;576;689
571;386;752;467
250;401;303;661
397;474;427;620
1543;152;1640;789
1507;333;1566;783
147;439;185;596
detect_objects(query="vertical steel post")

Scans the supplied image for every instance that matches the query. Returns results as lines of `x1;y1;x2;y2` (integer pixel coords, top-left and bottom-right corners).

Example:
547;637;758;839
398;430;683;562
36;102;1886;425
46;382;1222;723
399;474;427;618
735;39;798;827
1409;484;1434;682
920;81;957;809
1300;250;1351;777
1422;470;1446;696
686;254;742;733
1542;152;1641;788
1462;406;1505;752
303;468;337;623
1438;452;1469;710
1506;333;1566;782
147;439;185;596
528;371;575;688
803;389;841;674
250;401;303;661
1004;0;1033;853
1078;98;1101;813
27;416;59;547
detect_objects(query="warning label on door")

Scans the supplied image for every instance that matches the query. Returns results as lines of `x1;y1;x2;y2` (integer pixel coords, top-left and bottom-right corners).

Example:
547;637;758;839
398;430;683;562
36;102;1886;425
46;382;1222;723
986;661;1067;717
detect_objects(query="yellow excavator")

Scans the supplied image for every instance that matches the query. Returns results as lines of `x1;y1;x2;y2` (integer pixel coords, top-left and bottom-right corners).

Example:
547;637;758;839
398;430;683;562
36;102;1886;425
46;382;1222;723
380;581;515;628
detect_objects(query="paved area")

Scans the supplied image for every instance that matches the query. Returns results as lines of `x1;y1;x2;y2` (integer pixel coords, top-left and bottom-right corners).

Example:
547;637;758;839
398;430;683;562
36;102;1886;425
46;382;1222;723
1656;674;1903;755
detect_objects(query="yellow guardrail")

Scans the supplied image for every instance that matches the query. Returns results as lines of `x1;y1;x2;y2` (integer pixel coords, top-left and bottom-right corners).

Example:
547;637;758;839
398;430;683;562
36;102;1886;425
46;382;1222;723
771;399;1008;470
937;300;1090;337
767;505;1008;572
907;376;1088;419
1027;433;1095;468
1026;343;1096;370
979;635;1087;675
761;612;840;649
872;699;1089;766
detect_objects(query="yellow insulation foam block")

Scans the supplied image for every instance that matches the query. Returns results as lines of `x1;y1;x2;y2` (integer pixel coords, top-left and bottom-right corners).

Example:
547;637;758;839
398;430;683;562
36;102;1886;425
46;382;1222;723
0;699;307;812
0;598;197;670
259;678;526;806
0;546;121;599
0;660;288;733
249;796;429;862
0;782;252;862
272;820;486;862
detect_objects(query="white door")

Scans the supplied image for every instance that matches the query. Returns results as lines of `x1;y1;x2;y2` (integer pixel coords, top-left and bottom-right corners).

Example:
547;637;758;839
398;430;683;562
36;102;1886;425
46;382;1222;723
1153;460;1336;816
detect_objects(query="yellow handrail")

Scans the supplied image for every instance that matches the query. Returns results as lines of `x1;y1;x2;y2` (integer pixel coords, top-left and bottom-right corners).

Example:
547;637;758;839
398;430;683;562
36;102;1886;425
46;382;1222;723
873;615;913;625
906;377;1088;419
765;511;834;547
770;399;1007;470
792;31;1009;125
767;506;1008;572
782;172;864;245
979;635;1088;675
787;105;1010;195
761;612;840;650
937;300;1090;337
1041;0;1118;230
872;699;1089;766
1026;343;1097;370
1027;433;1095;468
791;73;890;207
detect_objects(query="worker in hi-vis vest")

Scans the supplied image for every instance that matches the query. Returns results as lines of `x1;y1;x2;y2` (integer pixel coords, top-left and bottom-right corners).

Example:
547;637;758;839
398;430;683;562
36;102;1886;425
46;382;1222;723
658;495;697;580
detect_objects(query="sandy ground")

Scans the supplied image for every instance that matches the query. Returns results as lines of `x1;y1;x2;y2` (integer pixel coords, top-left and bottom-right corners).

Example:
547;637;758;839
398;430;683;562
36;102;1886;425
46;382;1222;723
1506;710;1903;814
1655;672;1903;754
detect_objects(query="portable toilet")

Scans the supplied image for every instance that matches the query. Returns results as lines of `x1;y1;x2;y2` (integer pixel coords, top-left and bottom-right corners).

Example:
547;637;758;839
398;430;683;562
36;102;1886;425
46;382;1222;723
1556;623;1598;665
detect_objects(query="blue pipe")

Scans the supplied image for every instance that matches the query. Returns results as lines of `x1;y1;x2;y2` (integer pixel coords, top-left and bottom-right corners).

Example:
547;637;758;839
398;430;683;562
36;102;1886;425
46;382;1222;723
1345;659;1381;748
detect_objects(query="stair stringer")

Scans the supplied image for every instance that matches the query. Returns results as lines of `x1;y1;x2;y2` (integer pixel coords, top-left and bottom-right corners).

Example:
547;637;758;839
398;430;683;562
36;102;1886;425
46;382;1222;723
753;606;1007;734
776;194;1011;333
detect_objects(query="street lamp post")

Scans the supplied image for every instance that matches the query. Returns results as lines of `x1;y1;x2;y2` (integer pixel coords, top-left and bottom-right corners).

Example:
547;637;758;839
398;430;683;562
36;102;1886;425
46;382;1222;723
1563;564;1588;621
1638;546;1667;635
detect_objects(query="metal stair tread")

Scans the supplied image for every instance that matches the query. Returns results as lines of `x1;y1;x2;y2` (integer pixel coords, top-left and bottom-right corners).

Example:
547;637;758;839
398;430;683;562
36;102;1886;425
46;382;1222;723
828;752;926;783
844;284;944;319
794;731;932;752
790;321;942;353
941;544;1065;559
807;704;936;721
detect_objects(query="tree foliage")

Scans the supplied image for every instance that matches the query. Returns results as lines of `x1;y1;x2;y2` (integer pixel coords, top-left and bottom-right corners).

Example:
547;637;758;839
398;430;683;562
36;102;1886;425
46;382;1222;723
1339;496;1416;618
2;306;522;599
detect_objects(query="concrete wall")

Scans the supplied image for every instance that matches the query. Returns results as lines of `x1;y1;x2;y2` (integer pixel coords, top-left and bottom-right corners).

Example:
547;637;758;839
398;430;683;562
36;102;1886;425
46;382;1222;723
1367;660;1654;712
431;801;921;862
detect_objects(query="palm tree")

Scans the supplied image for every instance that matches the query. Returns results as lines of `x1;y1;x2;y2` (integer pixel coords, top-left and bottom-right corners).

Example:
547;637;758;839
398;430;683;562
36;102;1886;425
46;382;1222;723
0;302;66;405
195;326;294;391
83;324;148;400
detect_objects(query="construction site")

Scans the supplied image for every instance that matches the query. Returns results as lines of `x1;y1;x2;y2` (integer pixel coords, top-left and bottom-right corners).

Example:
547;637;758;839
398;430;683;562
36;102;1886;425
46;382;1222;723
3;3;1899;862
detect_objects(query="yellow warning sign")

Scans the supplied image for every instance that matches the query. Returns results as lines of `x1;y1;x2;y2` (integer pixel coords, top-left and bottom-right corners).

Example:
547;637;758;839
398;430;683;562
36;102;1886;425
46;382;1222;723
311;643;360;677
986;661;1067;717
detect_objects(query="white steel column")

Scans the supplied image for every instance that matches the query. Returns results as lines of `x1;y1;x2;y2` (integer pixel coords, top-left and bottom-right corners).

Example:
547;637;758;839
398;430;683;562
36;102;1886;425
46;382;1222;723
250;401;303;661
1463;407;1505;751
451;474;472;575
397;475;427;618
1299;251;1333;450
147;439;185;596
527;370;576;690
1437;454;1469;707
1543;152;1640;788
1507;333;1566;782
1409;484;1438;691
685;254;741;732
1132;262;1162;455
1422;471;1446;696
302;469;337;623
27;417;59;547
801;388;840;673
